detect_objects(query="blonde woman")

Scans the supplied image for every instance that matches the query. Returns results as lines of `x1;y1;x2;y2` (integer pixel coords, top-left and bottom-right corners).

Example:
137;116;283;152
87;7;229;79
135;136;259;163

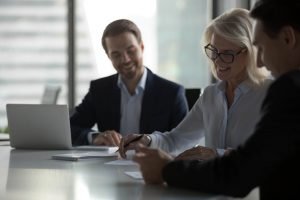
120;8;271;159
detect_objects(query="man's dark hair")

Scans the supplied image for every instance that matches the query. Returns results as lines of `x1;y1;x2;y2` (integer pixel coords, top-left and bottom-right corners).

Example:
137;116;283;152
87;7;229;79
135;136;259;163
250;0;300;38
101;19;142;54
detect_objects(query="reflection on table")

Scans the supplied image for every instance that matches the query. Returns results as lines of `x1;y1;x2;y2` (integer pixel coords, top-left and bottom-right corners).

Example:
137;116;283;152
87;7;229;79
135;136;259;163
0;146;258;200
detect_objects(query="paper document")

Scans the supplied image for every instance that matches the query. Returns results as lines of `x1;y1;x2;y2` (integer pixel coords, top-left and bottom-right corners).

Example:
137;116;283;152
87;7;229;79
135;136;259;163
105;159;137;166
124;171;143;180
52;151;118;161
73;145;118;152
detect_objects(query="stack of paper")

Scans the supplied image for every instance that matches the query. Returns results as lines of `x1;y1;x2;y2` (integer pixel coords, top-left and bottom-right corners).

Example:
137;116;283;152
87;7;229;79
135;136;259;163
52;151;118;161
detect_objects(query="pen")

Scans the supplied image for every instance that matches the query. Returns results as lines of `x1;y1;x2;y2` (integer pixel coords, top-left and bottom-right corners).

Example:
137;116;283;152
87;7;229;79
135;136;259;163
123;134;144;148
116;134;144;153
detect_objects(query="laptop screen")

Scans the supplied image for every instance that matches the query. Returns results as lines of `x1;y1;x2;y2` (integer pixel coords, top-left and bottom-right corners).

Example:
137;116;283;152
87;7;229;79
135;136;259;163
6;104;72;150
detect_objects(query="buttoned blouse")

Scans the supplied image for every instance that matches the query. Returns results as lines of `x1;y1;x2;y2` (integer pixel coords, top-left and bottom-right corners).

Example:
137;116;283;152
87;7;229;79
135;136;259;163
150;79;272;155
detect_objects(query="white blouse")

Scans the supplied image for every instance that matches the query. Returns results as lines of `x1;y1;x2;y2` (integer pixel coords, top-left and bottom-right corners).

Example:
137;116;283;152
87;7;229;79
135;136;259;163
149;79;272;155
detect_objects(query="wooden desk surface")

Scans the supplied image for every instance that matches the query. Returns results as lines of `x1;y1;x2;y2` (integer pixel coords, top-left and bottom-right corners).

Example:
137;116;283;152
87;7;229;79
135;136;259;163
0;146;258;200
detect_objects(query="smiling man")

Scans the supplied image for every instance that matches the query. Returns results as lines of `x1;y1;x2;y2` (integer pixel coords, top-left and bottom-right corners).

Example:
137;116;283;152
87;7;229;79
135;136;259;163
70;19;188;146
133;1;300;199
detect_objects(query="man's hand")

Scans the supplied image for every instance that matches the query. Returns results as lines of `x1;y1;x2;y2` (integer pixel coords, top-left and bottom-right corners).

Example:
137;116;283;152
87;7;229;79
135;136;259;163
92;130;122;146
175;146;217;161
133;145;173;184
119;134;151;158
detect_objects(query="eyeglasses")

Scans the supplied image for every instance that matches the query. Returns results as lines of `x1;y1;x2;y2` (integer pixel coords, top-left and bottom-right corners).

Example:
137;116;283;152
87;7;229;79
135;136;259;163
204;44;246;64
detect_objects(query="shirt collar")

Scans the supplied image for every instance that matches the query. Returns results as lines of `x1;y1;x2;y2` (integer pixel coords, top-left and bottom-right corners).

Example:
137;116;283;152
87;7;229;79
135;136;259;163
117;66;147;93
216;79;253;94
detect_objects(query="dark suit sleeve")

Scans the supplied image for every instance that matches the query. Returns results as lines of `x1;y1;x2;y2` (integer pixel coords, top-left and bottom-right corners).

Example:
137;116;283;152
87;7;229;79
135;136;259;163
162;72;300;197
141;70;188;133
169;85;188;129
70;82;97;145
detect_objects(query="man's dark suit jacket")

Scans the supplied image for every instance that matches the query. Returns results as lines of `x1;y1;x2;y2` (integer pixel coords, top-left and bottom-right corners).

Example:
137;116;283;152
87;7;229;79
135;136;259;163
163;70;300;200
71;68;188;145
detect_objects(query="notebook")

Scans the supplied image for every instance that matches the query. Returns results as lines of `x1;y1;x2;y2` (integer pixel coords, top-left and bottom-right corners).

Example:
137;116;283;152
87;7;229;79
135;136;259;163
6;104;118;151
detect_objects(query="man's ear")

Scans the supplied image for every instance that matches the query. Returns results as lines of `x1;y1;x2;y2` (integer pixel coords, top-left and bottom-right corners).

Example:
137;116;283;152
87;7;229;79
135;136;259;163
140;42;144;51
280;26;296;48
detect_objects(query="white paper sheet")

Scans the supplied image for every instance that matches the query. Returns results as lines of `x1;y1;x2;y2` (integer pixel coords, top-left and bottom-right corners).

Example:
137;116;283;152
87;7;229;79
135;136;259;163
124;171;143;179
104;159;138;166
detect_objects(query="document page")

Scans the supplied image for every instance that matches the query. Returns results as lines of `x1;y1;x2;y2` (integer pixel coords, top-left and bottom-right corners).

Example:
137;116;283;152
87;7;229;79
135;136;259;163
73;145;118;152
104;159;137;166
124;171;143;179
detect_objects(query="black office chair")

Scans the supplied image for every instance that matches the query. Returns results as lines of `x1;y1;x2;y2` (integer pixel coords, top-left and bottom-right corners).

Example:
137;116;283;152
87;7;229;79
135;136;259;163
185;88;201;110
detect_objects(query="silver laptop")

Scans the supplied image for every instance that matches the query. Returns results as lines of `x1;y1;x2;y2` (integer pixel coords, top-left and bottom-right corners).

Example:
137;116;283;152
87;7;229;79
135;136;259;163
6;104;117;151
7;104;73;150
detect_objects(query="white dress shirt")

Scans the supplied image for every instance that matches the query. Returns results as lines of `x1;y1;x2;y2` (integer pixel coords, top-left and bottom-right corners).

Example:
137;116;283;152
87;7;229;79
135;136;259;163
118;68;147;135
149;79;272;155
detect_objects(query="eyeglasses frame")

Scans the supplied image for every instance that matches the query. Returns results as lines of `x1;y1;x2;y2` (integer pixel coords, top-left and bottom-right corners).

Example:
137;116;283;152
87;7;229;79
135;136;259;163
204;44;247;64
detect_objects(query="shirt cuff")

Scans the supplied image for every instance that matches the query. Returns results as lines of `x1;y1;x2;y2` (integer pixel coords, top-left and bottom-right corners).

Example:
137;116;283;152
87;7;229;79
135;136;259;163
87;131;99;144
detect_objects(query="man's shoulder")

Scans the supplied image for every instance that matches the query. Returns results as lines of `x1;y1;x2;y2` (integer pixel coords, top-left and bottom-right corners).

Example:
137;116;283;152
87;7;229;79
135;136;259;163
90;74;118;87
270;70;300;91
150;71;183;90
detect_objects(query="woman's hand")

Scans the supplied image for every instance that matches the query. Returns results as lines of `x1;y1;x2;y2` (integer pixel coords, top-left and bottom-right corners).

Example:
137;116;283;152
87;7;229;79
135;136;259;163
119;134;151;158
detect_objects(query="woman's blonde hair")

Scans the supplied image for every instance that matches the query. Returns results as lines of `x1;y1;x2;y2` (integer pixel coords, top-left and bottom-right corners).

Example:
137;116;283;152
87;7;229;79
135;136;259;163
202;8;269;85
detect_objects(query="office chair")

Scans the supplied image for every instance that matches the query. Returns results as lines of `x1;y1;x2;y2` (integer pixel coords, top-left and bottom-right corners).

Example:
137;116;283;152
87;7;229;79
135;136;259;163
41;85;61;104
185;88;201;110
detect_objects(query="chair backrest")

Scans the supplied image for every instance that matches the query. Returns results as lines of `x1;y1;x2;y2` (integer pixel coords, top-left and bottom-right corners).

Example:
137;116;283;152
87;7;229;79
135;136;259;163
185;88;201;110
41;85;61;104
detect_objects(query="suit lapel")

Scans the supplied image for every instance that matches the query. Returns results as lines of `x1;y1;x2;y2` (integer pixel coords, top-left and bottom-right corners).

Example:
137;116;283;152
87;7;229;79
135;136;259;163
110;75;121;132
140;69;156;132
